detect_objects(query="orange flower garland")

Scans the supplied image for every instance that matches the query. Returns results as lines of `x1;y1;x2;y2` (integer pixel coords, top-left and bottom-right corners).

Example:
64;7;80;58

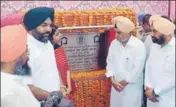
71;70;106;79
53;8;137;35
70;70;111;107
88;11;93;32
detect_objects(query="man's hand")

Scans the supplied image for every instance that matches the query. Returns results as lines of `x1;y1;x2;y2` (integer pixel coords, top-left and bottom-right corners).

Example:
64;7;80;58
66;88;72;95
119;80;129;87
44;91;63;107
145;87;159;102
112;81;124;92
52;32;62;45
52;27;62;45
60;86;68;98
145;87;153;98
149;97;159;102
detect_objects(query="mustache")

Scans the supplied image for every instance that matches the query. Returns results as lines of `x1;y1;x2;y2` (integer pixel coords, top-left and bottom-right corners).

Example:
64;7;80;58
44;32;51;36
37;32;51;43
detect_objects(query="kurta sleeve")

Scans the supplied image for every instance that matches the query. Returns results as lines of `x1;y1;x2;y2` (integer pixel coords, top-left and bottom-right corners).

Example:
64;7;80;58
21;76;33;85
105;41;115;78
154;58;175;95
154;77;175;95
125;44;146;83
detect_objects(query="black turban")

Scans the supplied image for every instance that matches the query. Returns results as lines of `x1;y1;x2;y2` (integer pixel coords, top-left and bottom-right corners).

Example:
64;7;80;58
23;7;54;31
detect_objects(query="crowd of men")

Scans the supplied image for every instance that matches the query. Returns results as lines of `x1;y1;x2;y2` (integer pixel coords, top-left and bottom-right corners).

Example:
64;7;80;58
1;7;175;107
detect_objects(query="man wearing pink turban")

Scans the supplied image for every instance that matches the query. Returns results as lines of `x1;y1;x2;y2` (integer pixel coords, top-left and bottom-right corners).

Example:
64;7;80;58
145;16;175;107
106;16;146;107
1;11;25;27
0;23;41;107
1;12;64;107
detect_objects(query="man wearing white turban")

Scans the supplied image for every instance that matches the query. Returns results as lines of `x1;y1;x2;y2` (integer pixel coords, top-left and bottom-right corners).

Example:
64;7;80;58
106;16;146;107
145;16;175;107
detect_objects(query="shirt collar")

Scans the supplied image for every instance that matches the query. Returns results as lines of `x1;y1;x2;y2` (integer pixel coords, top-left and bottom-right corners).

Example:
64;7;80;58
27;33;48;46
1;72;19;80
167;36;175;47
126;36;136;47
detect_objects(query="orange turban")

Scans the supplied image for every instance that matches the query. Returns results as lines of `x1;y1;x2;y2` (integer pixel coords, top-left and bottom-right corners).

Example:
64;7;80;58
1;24;27;62
112;16;135;33
150;15;175;35
1;12;25;27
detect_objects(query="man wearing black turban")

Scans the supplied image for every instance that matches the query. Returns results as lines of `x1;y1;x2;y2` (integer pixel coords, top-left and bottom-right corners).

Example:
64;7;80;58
23;7;74;107
24;7;54;31
23;7;54;43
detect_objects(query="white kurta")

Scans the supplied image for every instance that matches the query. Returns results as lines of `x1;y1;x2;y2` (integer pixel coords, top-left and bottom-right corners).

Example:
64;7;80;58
143;35;157;107
26;34;61;92
1;72;40;107
144;34;153;59
106;36;146;107
145;37;175;107
136;29;153;60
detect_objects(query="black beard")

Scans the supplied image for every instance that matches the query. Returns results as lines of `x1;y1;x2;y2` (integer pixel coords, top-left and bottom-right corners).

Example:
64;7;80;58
15;60;31;76
32;30;50;43
152;34;165;45
39;35;50;43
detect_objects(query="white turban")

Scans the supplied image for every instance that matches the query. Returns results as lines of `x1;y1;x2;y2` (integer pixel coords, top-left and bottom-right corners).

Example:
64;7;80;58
112;16;135;33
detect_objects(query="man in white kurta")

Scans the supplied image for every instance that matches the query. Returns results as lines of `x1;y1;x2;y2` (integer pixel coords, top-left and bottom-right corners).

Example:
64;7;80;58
23;7;61;93
27;32;61;91
137;14;153;107
1;24;40;107
1;72;40;107
106;16;146;107
138;14;153;59
145;15;175;107
23;7;73;106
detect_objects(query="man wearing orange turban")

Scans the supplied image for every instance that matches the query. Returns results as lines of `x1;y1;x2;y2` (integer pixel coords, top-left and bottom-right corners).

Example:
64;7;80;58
1;24;41;107
106;16;146;107
145;16;175;107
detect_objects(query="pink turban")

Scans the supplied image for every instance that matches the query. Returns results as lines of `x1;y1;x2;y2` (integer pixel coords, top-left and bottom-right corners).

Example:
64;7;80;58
1;12;25;27
150;15;175;35
112;16;135;33
1;24;27;62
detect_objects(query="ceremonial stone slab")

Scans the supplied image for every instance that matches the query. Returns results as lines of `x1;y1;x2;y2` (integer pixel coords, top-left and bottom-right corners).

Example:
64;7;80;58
59;32;100;72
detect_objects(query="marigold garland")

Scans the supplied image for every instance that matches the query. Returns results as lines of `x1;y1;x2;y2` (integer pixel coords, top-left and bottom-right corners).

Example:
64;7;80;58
53;8;137;35
70;70;111;107
71;70;106;79
20;8;137;35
